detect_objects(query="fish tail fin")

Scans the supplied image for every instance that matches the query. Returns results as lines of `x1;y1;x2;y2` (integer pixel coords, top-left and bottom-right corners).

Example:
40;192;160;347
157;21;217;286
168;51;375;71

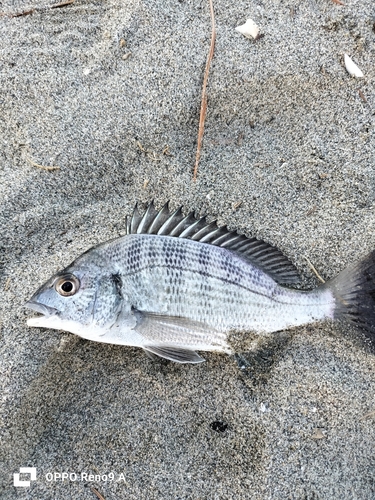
327;249;375;339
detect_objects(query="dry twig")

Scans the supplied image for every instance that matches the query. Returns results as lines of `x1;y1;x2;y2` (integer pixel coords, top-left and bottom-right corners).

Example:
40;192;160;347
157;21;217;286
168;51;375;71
12;9;35;17
51;0;75;8
306;205;317;216
360;410;375;420
193;0;216;181
137;141;162;162
162;145;171;156
90;487;106;500
26;156;60;171
3;0;74;17
358;89;367;103
303;256;325;283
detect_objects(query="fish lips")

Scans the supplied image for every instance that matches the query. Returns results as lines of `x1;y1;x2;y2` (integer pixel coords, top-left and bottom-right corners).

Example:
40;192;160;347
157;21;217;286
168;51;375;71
25;300;58;317
25;300;60;328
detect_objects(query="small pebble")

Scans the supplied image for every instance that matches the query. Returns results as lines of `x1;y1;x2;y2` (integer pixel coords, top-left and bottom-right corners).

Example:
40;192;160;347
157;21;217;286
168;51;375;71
235;19;261;40
311;428;325;440
344;54;364;78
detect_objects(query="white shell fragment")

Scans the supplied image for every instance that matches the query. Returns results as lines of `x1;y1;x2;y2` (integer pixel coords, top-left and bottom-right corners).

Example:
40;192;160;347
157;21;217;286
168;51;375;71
344;54;364;78
235;19;260;40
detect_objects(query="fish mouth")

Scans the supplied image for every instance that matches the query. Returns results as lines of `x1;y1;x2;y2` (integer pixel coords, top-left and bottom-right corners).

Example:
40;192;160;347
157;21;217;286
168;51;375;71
26;300;60;328
25;300;58;317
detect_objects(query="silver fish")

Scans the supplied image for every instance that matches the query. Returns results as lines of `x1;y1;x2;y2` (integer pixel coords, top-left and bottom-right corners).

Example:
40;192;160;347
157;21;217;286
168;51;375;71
26;203;375;363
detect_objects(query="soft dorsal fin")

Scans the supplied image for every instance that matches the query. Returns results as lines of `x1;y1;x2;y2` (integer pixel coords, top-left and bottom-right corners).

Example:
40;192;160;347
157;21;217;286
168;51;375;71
126;202;300;284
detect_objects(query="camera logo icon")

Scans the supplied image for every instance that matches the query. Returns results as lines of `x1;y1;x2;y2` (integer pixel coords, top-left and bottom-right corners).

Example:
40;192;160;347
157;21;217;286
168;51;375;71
13;467;37;487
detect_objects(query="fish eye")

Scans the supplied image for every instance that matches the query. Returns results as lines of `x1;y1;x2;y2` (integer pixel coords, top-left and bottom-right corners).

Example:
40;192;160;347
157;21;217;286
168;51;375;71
55;275;80;297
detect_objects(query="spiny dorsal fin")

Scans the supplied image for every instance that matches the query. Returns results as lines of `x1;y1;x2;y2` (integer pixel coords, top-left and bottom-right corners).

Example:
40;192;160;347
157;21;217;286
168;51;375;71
126;202;300;284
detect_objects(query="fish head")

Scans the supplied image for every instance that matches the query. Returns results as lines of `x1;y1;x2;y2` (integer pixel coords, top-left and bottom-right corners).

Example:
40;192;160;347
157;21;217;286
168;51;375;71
25;257;124;338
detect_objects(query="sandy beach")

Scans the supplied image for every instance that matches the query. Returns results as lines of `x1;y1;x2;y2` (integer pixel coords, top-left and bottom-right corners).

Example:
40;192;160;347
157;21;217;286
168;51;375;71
1;0;375;498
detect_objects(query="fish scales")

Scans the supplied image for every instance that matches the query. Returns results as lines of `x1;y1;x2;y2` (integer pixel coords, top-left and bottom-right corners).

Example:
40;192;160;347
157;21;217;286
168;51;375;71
26;203;375;364
102;234;333;335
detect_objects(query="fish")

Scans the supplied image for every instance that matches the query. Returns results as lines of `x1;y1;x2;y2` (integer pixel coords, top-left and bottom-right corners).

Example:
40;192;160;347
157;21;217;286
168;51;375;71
26;202;375;364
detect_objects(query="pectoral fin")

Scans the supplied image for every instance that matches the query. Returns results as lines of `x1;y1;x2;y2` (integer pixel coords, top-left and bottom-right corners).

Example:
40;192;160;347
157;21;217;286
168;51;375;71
133;310;228;363
143;345;205;364
133;310;222;344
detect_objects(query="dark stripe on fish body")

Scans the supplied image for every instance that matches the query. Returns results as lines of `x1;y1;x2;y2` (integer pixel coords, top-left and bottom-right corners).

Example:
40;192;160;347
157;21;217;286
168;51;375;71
118;248;276;302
